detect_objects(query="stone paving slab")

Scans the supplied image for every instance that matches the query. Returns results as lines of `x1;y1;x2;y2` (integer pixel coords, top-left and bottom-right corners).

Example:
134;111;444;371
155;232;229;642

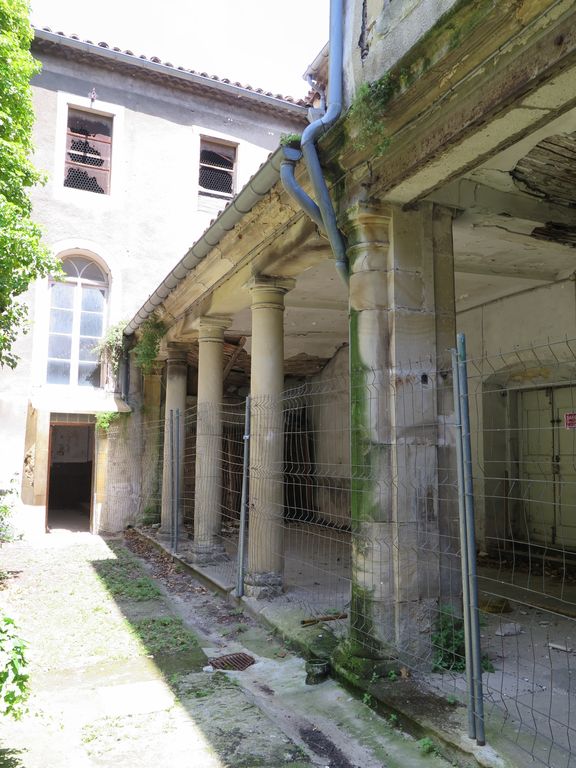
0;531;456;768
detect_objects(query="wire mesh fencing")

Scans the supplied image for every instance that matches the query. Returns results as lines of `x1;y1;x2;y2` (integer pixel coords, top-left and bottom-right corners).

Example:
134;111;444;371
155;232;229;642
139;414;165;526
122;335;576;765
464;337;576;767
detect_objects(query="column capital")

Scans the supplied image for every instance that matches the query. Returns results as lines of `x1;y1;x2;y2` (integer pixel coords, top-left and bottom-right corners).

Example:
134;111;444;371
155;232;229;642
197;315;231;343
342;202;392;244
166;342;189;363
245;276;295;309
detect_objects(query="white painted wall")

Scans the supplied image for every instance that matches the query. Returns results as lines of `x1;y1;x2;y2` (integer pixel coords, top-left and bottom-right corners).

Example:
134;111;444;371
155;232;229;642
0;45;304;522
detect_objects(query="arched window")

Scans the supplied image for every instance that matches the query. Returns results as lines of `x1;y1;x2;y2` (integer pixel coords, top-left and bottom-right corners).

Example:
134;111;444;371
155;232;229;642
46;256;108;386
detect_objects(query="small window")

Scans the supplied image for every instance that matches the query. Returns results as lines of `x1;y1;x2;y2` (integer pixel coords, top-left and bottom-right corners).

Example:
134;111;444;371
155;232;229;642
64;109;113;194
198;139;236;200
47;257;107;387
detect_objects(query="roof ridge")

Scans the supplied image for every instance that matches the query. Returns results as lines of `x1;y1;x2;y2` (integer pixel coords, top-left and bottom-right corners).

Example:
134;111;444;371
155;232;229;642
33;26;314;107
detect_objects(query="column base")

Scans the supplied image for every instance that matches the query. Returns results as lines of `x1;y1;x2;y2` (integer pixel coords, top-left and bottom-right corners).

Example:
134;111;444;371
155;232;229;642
187;541;228;565
244;571;283;599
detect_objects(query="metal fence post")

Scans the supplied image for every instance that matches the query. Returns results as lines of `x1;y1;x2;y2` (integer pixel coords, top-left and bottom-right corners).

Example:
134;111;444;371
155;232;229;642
452;348;476;741
457;332;486;746
173;408;180;555
169;409;175;553
236;395;251;597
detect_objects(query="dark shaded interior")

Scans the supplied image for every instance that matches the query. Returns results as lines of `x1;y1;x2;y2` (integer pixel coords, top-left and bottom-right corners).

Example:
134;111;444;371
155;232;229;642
47;424;93;532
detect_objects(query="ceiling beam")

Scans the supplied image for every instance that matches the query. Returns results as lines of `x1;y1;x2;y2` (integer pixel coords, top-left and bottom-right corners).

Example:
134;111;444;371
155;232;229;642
455;262;557;281
429;179;576;226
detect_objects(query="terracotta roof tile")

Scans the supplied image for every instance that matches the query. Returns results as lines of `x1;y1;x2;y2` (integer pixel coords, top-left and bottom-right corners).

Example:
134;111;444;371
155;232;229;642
36;26;310;106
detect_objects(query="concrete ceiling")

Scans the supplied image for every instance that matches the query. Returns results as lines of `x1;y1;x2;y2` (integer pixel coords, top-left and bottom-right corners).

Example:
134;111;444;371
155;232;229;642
204;105;576;372
430;105;576;313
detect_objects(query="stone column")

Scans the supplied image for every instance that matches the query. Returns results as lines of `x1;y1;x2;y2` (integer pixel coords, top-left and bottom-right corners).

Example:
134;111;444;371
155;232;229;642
346;202;457;665
245;276;294;598
160;344;188;535
190;316;230;563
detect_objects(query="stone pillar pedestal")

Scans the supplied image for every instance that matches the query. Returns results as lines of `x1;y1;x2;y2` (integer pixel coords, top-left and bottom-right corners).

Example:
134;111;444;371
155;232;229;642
190;316;231;564
244;277;294;599
160;344;188;536
346;202;457;664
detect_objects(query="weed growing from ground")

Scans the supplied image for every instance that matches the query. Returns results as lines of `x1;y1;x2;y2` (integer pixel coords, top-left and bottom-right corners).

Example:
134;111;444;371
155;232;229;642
432;605;493;673
93;546;161;602
417;736;436;755
131;617;198;655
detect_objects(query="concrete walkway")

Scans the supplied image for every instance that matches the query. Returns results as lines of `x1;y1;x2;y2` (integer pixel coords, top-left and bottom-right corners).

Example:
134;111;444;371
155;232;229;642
0;530;454;768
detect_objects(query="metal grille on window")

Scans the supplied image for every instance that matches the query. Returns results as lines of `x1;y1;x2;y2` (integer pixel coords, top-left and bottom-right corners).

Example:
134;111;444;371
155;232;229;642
198;140;235;200
64;109;112;194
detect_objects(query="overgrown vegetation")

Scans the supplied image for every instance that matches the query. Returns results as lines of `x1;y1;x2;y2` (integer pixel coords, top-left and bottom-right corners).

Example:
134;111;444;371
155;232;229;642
431;605;494;673
417;736;436;756
93;545;161;601
131;617;199;655
0;0;61;367
0;483;16;546
133;314;166;374
279;133;301;147
95;411;121;433
93;321;126;378
349;73;396;156
0;615;29;720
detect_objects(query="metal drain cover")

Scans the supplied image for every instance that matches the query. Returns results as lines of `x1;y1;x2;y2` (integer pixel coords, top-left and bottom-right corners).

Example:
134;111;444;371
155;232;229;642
209;652;255;671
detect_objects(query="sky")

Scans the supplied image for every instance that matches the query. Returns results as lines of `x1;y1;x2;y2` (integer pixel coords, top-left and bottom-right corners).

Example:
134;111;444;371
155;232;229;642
30;0;329;98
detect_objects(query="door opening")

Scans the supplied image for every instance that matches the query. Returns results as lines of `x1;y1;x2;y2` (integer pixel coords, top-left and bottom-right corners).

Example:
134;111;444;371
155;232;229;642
47;424;94;532
519;386;576;553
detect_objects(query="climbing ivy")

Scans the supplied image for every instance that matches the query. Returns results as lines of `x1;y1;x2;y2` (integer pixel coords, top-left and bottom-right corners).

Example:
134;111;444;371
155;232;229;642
133;315;166;374
93;320;126;377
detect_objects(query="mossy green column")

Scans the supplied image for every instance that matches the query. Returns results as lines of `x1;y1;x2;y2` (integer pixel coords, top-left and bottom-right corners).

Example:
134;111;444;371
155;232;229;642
346;202;457;666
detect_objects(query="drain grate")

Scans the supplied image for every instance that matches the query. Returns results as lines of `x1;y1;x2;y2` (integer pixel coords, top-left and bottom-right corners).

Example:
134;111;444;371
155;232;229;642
209;652;255;671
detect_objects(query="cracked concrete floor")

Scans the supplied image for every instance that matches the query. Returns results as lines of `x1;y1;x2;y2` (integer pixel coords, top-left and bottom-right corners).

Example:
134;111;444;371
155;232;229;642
0;530;453;768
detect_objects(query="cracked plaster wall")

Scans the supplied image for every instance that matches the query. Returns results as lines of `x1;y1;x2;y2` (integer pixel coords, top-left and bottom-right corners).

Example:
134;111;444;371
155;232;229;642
343;0;458;105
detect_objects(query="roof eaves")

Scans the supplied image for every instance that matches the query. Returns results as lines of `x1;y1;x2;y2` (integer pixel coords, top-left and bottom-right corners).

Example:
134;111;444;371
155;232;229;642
33;27;309;115
124;147;285;336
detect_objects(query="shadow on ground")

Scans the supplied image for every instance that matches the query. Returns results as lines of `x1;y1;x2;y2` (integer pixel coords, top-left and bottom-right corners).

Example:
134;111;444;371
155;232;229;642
88;536;314;768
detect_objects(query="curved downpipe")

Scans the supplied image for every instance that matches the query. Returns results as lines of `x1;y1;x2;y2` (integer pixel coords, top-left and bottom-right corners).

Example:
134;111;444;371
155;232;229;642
280;0;348;286
280;147;325;231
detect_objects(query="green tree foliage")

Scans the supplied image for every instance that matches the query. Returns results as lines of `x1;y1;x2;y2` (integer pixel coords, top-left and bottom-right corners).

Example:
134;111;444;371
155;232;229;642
0;0;60;368
0;614;29;719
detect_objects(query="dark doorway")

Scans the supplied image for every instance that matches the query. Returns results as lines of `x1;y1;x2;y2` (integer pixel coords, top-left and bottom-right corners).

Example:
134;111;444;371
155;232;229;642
47;424;94;532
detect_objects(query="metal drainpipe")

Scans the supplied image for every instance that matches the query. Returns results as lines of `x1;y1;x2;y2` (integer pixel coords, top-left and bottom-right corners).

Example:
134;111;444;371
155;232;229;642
280;0;348;286
280;147;325;231
120;342;130;402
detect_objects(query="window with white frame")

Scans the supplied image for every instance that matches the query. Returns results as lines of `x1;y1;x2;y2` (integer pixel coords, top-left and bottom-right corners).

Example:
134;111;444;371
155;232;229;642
46;257;107;387
198;139;236;200
64;109;113;194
